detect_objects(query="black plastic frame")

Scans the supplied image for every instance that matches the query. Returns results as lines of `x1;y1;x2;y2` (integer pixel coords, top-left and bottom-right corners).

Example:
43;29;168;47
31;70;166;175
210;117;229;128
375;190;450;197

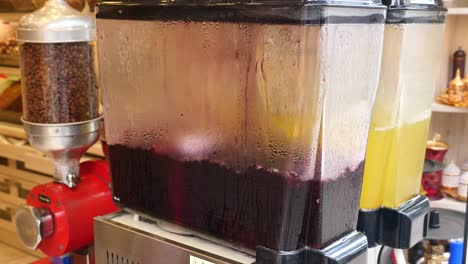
255;231;368;264
357;195;430;249
357;209;380;248
382;0;447;24
96;3;386;24
386;9;446;23
99;0;382;6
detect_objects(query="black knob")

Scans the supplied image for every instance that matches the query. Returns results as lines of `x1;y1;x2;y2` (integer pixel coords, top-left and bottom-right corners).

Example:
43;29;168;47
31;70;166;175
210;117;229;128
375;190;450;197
429;210;440;229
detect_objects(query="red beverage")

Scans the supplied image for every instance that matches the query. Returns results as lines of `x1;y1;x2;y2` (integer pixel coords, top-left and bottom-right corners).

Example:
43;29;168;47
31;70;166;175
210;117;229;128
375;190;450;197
109;144;363;251
422;134;448;200
421;171;443;200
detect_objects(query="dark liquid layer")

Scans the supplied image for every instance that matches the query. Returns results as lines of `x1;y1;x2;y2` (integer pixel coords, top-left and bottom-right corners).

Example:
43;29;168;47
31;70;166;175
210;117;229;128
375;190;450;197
109;144;363;251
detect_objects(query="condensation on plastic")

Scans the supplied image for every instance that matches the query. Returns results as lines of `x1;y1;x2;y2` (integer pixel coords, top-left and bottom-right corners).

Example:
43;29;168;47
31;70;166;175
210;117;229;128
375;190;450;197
360;23;445;210
98;7;384;250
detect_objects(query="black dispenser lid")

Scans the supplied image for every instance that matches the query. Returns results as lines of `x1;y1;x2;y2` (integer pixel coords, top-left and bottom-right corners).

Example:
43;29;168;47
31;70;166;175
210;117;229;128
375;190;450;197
383;0;445;9
382;0;447;23
97;0;387;24
99;0;384;6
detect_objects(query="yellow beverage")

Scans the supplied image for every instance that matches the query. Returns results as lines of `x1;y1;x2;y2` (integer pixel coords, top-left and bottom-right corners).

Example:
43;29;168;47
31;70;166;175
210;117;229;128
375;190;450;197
360;125;393;209
360;118;430;209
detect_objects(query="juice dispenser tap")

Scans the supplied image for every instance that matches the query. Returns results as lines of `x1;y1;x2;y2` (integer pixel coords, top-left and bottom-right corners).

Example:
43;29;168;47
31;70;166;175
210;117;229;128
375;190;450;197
17;0;102;188
93;0;385;263
357;0;446;249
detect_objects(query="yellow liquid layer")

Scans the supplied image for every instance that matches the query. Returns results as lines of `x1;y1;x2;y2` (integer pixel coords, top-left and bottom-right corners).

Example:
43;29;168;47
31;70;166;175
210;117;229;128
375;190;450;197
360;118;430;209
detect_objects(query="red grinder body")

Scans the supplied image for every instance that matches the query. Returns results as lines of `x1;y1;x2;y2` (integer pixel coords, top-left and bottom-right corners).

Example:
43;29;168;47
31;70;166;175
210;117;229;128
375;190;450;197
20;160;119;257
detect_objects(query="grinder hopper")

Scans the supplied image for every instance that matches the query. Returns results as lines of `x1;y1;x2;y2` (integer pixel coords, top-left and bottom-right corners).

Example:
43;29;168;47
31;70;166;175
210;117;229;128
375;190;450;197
17;0;102;188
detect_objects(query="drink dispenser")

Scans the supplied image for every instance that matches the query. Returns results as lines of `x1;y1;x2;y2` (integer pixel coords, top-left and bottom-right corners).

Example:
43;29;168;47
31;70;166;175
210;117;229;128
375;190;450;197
358;0;446;249
17;0;102;188
96;0;385;262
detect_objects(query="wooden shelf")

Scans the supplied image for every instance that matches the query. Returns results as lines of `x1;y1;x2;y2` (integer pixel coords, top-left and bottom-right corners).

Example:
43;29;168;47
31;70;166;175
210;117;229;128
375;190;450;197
0;66;20;77
430;196;466;212
447;7;468;15
0;12;27;22
432;102;468;113
0;122;24;138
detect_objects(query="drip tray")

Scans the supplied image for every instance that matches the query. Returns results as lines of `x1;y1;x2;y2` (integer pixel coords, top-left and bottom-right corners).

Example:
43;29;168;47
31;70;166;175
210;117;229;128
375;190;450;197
94;211;255;264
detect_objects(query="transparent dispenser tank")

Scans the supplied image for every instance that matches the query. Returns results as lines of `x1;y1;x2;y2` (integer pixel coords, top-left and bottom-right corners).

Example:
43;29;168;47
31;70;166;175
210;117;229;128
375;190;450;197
97;1;385;251
18;0;99;124
360;15;445;210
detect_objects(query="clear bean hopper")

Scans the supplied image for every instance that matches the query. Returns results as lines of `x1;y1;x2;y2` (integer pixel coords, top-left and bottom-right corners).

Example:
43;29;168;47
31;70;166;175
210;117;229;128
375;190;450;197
17;0;102;188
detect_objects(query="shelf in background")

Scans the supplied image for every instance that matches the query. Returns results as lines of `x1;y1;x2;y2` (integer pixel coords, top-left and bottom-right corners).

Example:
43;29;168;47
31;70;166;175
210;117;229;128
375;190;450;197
0;12;28;22
447;7;468;15
0;121;24;138
432;102;468;113
430;197;466;212
0;66;20;77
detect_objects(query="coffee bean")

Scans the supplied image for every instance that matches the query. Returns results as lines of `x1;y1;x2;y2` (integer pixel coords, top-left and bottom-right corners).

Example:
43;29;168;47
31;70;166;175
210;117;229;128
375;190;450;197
20;42;99;123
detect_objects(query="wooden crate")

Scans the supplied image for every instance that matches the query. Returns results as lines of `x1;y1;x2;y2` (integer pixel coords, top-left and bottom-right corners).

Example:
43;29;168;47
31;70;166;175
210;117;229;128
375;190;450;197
0;225;45;258
0;169;46;206
0;198;16;233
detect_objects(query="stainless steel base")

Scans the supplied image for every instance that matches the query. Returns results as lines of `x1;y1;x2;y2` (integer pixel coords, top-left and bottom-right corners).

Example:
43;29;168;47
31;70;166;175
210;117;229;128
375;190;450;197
94;212;256;264
94;212;367;264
